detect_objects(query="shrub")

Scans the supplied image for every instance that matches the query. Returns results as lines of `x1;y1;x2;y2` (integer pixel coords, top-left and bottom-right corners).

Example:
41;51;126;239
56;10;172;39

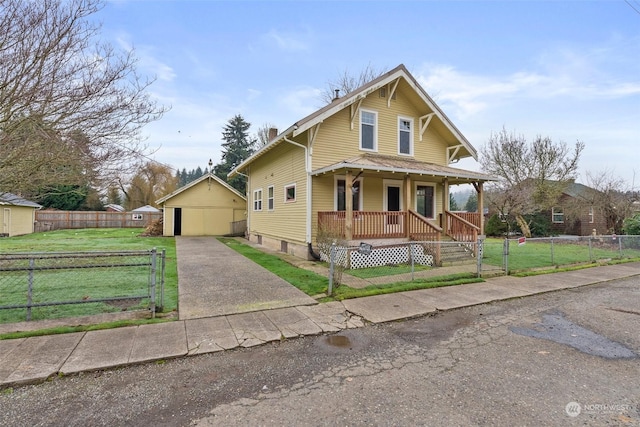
623;214;640;235
485;214;508;237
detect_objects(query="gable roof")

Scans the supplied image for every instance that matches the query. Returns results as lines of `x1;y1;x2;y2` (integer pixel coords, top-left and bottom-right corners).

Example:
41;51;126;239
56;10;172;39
230;64;476;178
0;193;42;209
105;203;125;212
131;205;161;212
156;173;246;205
562;182;601;200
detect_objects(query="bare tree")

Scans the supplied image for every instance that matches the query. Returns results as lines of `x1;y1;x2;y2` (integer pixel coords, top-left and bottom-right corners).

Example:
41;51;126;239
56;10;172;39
120;161;178;210
319;63;388;104
255;122;278;148
480;127;585;237
0;0;167;195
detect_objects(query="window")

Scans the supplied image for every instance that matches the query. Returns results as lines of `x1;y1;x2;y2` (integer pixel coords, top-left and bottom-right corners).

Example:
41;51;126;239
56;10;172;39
398;117;413;156
267;186;274;210
552;207;564;223
284;183;296;203
588;206;594;223
336;178;362;211
416;184;435;218
132;213;143;221
253;189;263;211
360;110;377;151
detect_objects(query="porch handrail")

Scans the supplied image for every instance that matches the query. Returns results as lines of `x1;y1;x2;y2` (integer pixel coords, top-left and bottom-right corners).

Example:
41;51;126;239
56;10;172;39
318;211;406;239
451;211;481;229
444;210;479;255
407;210;442;239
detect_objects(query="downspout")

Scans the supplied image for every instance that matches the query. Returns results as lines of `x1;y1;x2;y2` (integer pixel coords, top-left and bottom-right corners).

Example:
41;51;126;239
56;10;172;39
234;169;250;237
283;135;319;259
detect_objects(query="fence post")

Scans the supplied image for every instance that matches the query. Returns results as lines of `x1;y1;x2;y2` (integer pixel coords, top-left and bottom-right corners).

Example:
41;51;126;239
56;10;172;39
410;243;415;281
503;238;510;275
149;248;157;318
476;236;484;278
158;249;166;312
550;236;555;266
588;236;593;262
328;242;336;296
27;257;34;321
618;235;623;258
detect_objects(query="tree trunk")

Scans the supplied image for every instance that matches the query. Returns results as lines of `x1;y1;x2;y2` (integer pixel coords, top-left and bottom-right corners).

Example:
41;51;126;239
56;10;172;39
515;213;531;238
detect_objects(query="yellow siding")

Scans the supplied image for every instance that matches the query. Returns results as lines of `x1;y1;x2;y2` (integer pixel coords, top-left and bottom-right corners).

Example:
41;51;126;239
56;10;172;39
160;178;246;236
311;80;451;171
1;206;36;236
248;142;307;244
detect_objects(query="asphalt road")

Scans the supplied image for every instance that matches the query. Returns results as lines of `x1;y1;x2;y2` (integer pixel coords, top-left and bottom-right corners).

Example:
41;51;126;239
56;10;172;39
1;276;638;426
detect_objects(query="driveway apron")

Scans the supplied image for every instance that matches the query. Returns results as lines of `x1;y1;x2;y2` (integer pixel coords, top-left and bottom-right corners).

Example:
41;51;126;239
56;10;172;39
176;237;317;320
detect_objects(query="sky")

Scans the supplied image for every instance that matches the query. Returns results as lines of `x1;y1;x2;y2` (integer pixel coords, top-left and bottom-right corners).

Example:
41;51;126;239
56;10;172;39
97;0;640;188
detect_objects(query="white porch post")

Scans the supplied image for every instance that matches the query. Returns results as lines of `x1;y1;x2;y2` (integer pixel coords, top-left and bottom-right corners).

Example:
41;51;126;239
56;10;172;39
345;169;353;241
403;175;411;237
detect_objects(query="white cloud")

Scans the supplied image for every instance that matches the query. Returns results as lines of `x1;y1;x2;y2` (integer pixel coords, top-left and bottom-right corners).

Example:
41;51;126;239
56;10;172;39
277;86;323;118
264;29;310;52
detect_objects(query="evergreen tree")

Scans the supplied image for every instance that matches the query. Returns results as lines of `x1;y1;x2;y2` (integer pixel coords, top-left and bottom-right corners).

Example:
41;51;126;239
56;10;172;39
464;193;478;212
214;114;256;194
449;193;460;211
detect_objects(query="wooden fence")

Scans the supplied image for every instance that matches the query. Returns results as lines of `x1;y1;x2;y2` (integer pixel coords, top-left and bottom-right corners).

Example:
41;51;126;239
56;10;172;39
34;211;163;232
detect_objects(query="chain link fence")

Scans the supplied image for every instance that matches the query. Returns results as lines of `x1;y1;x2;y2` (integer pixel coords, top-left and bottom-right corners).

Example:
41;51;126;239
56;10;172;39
484;235;640;274
0;249;165;323
324;240;485;295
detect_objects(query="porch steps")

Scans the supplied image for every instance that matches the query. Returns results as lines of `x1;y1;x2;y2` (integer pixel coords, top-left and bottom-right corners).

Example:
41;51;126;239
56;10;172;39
438;237;476;266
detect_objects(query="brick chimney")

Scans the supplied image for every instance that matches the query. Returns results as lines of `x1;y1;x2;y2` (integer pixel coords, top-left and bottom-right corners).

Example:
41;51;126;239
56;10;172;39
268;127;278;141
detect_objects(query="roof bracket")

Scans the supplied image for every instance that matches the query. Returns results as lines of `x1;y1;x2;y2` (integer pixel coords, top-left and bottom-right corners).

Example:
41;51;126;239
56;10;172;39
350;99;363;130
419;113;435;141
308;123;321;154
387;78;400;107
447;144;463;163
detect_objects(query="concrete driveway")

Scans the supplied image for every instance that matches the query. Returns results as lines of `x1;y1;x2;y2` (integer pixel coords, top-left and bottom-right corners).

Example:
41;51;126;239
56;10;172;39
175;237;317;320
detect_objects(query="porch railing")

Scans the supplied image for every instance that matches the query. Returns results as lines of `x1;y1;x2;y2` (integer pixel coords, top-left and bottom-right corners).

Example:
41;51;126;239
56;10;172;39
318;210;444;241
318;211;406;239
451;211;482;229
444;210;479;255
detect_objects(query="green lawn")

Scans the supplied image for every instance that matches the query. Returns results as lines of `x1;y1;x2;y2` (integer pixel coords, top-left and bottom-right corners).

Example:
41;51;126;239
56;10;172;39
0;229;177;323
346;264;432;279
482;238;640;272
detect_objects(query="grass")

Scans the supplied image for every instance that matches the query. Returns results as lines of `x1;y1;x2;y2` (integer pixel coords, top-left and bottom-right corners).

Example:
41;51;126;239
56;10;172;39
482;238;640;271
323;273;483;301
0;228;177;324
218;238;329;296
219;238;483;301
346;263;432;279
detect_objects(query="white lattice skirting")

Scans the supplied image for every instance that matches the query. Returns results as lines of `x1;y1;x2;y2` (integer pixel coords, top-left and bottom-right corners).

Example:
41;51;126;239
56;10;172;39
321;244;435;269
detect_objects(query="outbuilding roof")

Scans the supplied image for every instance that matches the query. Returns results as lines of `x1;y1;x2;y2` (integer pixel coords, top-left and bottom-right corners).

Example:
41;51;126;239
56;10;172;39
0;193;42;209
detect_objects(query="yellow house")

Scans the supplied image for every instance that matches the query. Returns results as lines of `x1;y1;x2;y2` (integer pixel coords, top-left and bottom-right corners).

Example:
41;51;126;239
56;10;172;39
229;64;494;261
0;193;42;237
156;173;246;236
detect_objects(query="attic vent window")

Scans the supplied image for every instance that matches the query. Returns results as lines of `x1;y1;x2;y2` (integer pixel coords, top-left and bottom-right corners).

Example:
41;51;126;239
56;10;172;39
379;88;386;97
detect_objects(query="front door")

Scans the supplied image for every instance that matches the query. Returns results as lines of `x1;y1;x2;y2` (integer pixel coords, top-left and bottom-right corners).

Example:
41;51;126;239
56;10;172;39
173;208;182;236
383;180;403;233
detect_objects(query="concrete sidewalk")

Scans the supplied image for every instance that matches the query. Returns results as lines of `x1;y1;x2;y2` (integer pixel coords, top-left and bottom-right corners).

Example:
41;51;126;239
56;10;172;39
1;262;638;388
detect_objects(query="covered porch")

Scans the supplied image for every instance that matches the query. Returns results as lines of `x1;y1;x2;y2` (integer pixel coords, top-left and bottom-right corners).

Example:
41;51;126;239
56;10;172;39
313;154;494;250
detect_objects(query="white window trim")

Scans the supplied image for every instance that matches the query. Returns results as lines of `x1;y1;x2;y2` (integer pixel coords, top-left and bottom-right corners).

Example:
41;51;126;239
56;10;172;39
359;109;378;152
284;183;296;203
414;181;437;219
132;213;143;221
398;116;414;156
588;206;594;223
267;185;274;211
383;179;404;212
552;207;564;223
253;188;263;211
334;175;364;211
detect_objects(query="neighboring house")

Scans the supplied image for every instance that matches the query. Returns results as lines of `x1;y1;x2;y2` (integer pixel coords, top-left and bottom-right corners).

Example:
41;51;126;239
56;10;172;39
105;204;125;212
229;64;495;262
156;173;246;236
0;193;42;237
550;182;607;236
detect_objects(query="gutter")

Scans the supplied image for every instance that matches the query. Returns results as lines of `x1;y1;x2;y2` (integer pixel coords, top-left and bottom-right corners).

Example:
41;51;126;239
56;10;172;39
283;135;312;244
